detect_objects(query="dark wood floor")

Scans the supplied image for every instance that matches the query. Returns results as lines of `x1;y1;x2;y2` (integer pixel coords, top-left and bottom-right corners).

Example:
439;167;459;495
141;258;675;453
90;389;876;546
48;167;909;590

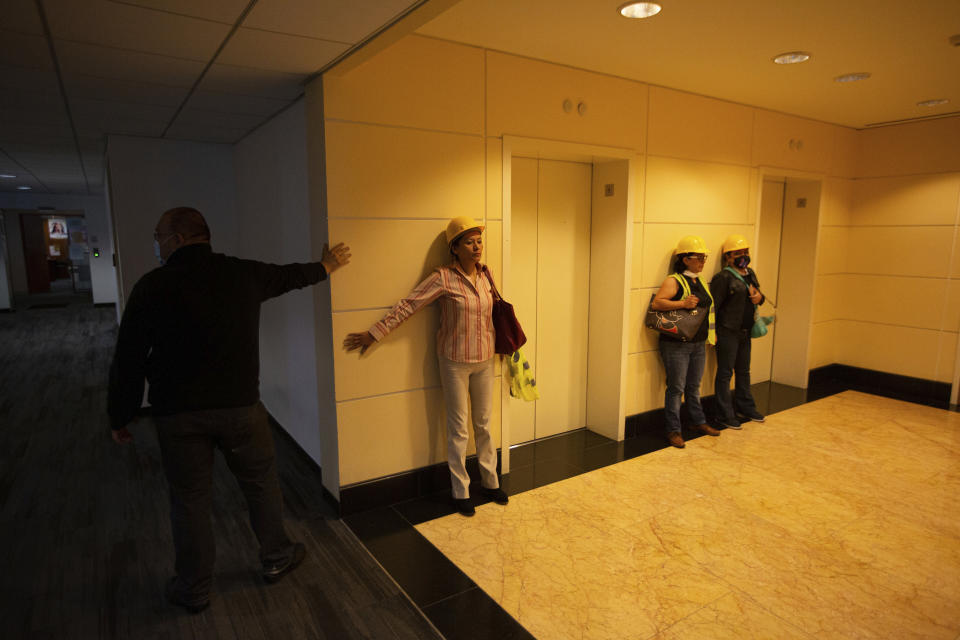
0;304;442;639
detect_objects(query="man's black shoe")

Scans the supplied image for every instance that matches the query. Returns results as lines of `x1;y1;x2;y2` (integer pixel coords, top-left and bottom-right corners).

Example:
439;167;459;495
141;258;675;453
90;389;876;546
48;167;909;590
454;498;475;516
481;487;509;505
166;577;209;614
263;543;306;584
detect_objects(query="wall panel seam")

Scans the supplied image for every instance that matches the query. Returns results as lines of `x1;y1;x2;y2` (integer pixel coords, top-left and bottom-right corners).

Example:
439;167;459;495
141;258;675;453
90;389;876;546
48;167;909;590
645;153;753;169
324;117;483;139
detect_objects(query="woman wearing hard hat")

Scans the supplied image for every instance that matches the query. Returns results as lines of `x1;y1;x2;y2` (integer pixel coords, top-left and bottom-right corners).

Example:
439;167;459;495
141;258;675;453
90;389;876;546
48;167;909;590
709;234;767;429
342;217;507;517
650;236;721;448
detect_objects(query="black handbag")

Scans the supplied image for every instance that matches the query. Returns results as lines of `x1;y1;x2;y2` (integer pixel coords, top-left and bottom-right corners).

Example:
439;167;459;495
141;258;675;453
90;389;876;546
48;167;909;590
644;275;708;342
483;267;527;354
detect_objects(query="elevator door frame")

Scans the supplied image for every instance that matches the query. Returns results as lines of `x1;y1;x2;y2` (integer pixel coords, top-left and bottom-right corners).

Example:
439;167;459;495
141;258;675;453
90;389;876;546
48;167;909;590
500;136;636;474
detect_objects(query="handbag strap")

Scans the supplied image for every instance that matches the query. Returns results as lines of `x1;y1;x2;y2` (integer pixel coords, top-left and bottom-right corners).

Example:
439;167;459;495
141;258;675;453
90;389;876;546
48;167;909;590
723;266;757;309
482;265;503;301
671;272;716;345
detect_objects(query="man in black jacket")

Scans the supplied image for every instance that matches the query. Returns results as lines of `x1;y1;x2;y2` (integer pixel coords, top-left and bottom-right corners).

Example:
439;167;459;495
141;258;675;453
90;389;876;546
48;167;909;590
108;206;350;613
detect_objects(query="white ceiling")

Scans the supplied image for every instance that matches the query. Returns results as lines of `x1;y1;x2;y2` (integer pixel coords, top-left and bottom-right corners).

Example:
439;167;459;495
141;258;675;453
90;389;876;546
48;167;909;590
2;0;958;197
418;0;960;131
0;0;424;195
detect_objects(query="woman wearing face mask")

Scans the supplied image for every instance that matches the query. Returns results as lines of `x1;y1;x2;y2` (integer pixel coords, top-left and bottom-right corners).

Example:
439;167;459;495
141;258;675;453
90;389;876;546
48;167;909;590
709;234;766;429
342;217;508;517
650;236;721;449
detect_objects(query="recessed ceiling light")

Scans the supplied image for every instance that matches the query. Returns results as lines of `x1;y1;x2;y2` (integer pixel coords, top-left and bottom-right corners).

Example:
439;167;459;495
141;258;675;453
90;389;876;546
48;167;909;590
773;51;811;65
0;174;16;179
619;2;662;19
834;72;871;83
917;98;949;107
16;186;32;191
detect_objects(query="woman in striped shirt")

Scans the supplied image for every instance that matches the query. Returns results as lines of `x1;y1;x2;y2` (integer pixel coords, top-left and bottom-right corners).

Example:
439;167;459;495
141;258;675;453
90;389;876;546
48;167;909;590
343;217;509;517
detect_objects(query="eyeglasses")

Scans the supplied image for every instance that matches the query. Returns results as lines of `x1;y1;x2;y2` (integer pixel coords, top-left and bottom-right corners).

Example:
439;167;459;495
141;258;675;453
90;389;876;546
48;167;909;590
686;254;707;262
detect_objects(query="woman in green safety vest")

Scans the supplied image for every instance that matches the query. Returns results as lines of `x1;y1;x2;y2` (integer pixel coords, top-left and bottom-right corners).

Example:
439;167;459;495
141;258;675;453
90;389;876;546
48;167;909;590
651;235;721;449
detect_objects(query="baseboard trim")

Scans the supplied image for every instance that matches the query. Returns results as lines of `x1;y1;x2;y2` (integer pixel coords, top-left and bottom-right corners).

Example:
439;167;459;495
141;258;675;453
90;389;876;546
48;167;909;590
808;364;950;408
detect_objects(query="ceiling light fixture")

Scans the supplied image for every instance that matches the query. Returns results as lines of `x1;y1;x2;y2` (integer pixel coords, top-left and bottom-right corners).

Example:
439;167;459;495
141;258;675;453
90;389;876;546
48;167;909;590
16;186;32;190
0;174;16;179
834;72;871;83
619;2;662;19
773;51;811;64
917;98;949;107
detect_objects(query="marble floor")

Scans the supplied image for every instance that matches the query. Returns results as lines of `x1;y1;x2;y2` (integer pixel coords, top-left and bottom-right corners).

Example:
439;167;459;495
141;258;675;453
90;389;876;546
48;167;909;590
416;391;960;640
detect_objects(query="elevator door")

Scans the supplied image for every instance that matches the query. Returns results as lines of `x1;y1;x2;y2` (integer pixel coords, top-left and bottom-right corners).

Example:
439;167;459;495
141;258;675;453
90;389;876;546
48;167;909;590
510;157;592;442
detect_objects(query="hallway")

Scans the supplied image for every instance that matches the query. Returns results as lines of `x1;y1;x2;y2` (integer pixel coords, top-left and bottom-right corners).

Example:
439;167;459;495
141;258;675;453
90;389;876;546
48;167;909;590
0;305;440;639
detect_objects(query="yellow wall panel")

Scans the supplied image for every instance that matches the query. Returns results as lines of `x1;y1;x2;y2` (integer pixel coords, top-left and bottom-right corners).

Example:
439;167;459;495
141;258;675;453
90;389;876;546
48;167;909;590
328;217;456;310
325;121;484;220
647;86;753;165
486;137;503;221
630;222;643;289
484;220;502;285
809;320;840;369
752;109;833;173
625;351;665;416
486;51;648;152
639;223;753;289
953;226;960;279
820;177;854;226
332;309;440;401
835;321;943;380
851;174;960;226
830;125;858;179
842;275;947;330
945;279;960;333
324;35;482;134
856;116;960;178
815;226;849;275
632;155;645;222
812;274;847;324
937;332;958;383
338;386;501;486
644;156;752;224
628;288;660;354
846;226;954;277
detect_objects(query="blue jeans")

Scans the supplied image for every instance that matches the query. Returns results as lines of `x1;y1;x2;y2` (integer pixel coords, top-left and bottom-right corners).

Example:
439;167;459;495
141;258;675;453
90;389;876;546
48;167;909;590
658;339;706;434
714;327;759;422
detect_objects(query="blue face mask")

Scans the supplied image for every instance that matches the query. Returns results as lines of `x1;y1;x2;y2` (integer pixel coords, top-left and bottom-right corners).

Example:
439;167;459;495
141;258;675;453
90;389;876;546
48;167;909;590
153;239;164;265
734;255;751;269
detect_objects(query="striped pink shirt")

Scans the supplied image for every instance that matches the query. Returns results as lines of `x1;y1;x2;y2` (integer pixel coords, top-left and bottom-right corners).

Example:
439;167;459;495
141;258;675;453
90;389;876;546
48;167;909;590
369;263;495;363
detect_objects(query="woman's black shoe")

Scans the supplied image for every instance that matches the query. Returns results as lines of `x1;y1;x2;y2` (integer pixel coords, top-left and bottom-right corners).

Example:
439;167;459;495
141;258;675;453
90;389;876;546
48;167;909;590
454;498;475;516
165;577;209;614
481;487;509;505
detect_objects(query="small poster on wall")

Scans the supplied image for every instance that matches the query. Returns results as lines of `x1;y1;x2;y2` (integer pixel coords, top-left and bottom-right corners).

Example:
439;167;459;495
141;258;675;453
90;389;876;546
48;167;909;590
49;244;61;257
48;218;68;239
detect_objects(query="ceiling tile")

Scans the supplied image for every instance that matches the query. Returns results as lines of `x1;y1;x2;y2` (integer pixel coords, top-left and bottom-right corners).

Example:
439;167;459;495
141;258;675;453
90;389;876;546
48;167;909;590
55;40;206;87
0;30;54;70
64;73;190;107
173;108;264;131
74;115;167;137
0;123;75;145
44;0;231;61
111;0;249;24
200;63;305;100
70;97;177;123
0;107;70;128
217;27;348;75
6;0;44;35
164;122;249;144
0;90;66;114
186;90;291;117
0;65;60;93
244;0;417;43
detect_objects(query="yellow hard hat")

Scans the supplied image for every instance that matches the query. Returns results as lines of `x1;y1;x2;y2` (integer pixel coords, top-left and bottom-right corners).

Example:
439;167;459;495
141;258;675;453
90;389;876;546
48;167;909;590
722;234;750;254
675;235;710;255
445;216;484;246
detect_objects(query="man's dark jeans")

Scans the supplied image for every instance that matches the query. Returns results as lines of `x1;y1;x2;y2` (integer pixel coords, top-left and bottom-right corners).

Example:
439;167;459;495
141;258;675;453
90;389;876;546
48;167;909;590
155;402;294;602
658;339;706;434
714;327;759;422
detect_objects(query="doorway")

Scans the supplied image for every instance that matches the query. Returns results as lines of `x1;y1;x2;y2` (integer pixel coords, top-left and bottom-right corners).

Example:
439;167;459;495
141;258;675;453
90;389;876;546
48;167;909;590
499;137;634;470
756;177;822;389
510;157;592;443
